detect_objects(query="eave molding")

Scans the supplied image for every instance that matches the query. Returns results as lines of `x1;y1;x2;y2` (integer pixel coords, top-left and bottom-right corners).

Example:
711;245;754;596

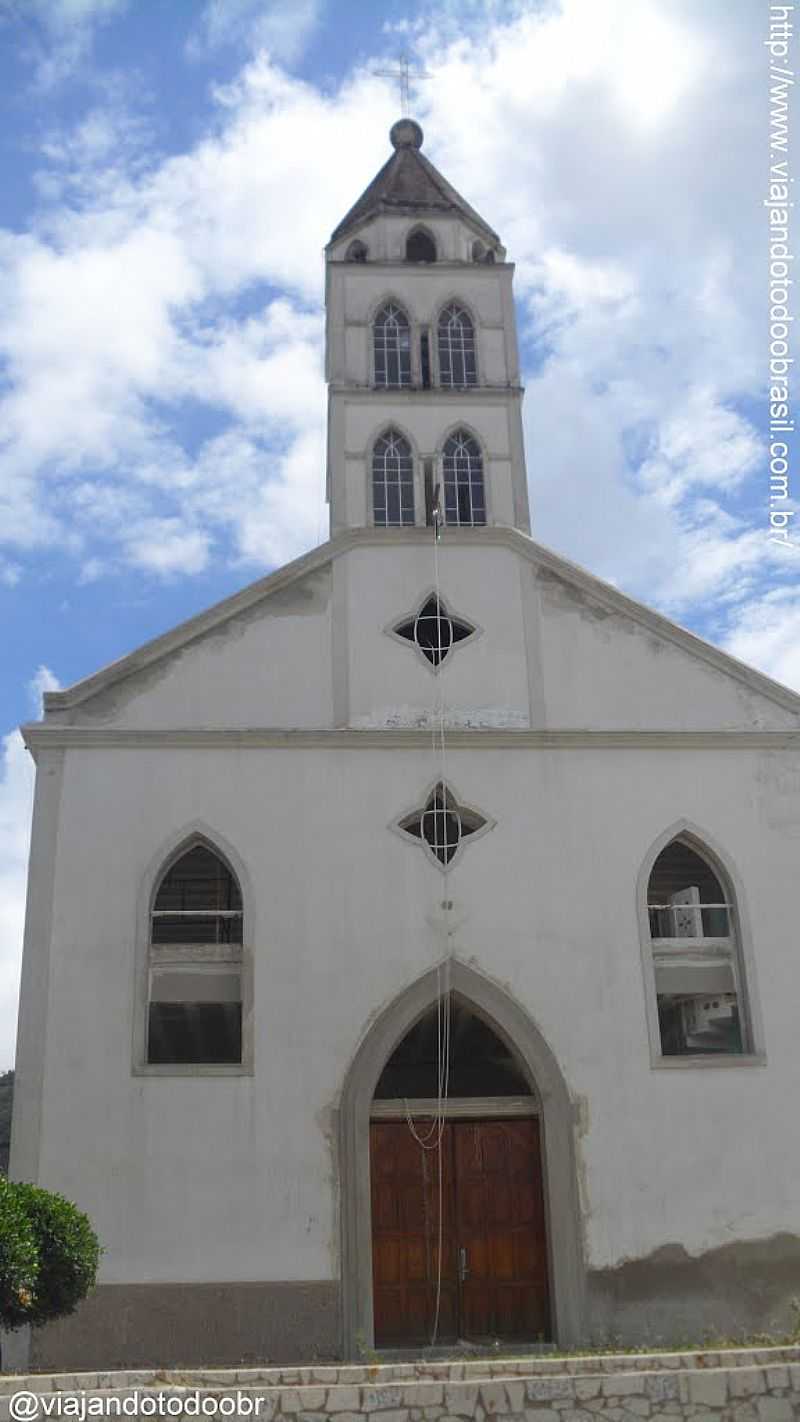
21;725;800;755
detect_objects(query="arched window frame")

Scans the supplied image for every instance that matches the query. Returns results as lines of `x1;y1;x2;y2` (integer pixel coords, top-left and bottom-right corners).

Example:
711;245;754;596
436;300;479;388
405;225;437;263
438;425;488;527
369;425;417;528
345;239;368;263
636;823;765;1068
134;827;254;1076
372;300;412;388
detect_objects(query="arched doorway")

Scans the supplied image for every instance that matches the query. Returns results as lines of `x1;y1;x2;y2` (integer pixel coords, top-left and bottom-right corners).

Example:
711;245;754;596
338;961;585;1354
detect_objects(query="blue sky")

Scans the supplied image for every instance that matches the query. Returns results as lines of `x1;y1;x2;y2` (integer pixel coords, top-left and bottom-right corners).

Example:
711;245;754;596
0;0;796;1066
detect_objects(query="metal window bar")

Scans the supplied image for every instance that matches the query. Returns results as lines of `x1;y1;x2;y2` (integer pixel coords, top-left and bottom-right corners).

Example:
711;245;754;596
373;430;415;526
374;304;411;387
648;903;732;938
401;783;486;865
442;432;485;527
437;305;477;388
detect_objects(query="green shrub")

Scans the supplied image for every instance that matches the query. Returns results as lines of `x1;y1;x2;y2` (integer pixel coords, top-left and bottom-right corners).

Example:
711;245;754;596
0;1176;39;1330
12;1183;100;1327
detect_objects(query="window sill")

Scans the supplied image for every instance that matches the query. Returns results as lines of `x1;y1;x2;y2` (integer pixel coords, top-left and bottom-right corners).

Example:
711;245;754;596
133;1063;253;1078
651;1052;766;1070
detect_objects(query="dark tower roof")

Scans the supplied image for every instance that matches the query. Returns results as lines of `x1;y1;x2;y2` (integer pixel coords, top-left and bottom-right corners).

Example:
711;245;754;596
329;119;500;246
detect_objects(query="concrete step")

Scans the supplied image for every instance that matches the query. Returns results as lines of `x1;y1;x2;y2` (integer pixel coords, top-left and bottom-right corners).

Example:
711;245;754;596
0;1347;798;1422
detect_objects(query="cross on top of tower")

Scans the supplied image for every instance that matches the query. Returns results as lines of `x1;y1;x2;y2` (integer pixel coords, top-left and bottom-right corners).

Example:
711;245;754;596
374;52;428;117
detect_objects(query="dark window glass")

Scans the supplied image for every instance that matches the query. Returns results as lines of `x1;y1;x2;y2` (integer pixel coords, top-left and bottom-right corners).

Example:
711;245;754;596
420;331;431;389
375;997;531;1098
442;431;486;527
345;240;368;262
406;229;436;262
148;1003;242;1065
399;782;486;865
394;595;475;667
656;997;742;1057
152;845;243;945
373;429;415;527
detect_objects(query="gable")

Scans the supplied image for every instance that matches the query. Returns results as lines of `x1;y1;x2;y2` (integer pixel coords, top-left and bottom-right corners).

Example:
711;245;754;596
53;562;333;731
36;528;800;737
532;560;800;732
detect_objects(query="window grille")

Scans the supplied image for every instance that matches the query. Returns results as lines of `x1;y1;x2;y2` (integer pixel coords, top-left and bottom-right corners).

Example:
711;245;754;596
393;594;475;668
373;303;411;387
398;782;487;867
438;304;477;387
442;431;486;526
373;429;415;527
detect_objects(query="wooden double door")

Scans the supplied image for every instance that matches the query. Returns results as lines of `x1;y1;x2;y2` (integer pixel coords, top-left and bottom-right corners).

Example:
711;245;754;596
370;1117;550;1346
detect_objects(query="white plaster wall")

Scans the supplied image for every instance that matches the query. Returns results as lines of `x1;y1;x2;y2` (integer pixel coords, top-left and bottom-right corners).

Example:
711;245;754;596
34;740;799;1288
343;545;531;729
534;567;800;731
327;259;512;387
68;568;334;730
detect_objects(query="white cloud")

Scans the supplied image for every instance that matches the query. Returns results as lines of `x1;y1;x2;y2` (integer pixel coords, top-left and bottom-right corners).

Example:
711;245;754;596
5;0;129;87
188;0;321;64
724;589;800;692
0;667;61;1073
0;0;790;652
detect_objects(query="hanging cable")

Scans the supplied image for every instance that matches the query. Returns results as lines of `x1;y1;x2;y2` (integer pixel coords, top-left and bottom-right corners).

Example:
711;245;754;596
402;487;456;1345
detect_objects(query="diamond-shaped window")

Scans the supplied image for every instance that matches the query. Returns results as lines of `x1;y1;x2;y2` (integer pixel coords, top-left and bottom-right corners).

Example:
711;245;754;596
396;781;490;867
392;594;475;668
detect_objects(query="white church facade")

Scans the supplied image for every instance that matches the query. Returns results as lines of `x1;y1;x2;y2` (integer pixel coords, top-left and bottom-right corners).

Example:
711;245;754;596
10;119;800;1370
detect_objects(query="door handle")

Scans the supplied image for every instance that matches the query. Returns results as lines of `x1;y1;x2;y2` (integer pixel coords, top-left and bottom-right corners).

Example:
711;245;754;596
458;1246;469;1282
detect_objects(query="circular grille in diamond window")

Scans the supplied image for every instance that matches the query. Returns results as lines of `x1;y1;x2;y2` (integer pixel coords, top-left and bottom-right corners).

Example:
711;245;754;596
392;594;476;668
395;781;491;868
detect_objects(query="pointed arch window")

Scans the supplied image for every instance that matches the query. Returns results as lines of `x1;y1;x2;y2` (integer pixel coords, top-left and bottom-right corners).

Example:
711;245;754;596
372;429;415;527
438;304;477;387
147;842;243;1065
442;430;486;526
646;837;749;1058
373;303;411;387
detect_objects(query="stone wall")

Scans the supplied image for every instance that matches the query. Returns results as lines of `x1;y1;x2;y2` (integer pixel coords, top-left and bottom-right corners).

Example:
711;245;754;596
1;1347;798;1422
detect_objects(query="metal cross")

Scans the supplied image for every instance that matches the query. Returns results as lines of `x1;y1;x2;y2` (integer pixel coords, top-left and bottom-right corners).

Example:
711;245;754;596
374;53;428;116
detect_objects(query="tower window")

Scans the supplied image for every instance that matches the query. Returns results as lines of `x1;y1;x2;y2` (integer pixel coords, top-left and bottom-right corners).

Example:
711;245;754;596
373;303;411;387
345;239;368;262
148;842;243;1066
438;304;477;387
406;228;436;263
372;429;415;527
442;430;486;526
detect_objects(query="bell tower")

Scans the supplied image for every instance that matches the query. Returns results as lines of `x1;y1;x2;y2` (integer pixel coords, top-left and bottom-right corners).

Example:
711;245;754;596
325;119;531;538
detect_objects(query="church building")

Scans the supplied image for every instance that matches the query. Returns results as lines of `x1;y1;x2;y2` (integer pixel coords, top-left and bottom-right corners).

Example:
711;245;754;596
10;118;800;1371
